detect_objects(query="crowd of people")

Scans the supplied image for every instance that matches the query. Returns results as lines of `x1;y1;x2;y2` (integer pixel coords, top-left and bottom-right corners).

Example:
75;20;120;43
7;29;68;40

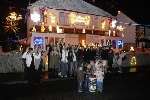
22;43;127;93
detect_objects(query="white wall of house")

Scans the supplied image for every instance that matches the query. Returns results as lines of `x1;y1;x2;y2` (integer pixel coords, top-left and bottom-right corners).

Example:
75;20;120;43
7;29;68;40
116;11;137;44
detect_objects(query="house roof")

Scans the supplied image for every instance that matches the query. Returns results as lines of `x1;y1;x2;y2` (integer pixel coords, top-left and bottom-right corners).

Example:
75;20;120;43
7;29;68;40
117;11;137;25
29;0;113;17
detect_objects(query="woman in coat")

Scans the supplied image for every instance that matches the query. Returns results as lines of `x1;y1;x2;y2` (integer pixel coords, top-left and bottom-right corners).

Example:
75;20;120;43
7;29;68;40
49;46;60;77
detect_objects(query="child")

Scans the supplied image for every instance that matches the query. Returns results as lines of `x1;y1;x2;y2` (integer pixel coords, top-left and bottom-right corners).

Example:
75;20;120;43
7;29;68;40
77;64;84;92
84;63;93;92
94;60;104;93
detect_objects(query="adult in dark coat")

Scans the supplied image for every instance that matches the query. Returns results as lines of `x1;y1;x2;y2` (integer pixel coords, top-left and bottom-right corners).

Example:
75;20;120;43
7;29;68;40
107;49;114;72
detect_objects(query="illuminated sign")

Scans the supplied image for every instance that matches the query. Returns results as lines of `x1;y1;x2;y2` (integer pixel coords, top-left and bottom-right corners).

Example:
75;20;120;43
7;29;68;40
34;37;44;45
117;40;123;48
69;13;90;26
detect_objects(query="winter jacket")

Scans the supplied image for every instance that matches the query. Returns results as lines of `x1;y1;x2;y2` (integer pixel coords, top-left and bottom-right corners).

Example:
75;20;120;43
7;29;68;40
61;49;68;63
22;52;32;67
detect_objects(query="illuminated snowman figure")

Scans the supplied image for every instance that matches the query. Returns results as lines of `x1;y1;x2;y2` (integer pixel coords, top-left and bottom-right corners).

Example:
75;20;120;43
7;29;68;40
89;77;97;92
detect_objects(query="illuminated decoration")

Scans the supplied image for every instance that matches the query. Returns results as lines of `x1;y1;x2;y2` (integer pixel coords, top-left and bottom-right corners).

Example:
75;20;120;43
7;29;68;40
92;25;95;29
48;25;52;32
111;20;117;28
4;12;22;33
19;45;22;51
117;25;124;31
130;56;137;72
56;25;63;33
41;22;45;32
34;37;44;45
31;12;41;23
82;28;85;33
92;25;95;34
44;10;48;16
108;30;111;36
106;40;110;46
130;46;135;51
130;56;137;66
81;40;86;47
117;40;123;48
69;12;90;26
91;43;95;46
8;12;22;21
50;15;56;24
49;13;56;24
32;26;36;32
100;18;110;31
98;44;102;47
101;21;106;30
89;78;97;92
122;33;124;37
43;10;48;24
118;11;121;15
45;55;48;65
113;30;116;36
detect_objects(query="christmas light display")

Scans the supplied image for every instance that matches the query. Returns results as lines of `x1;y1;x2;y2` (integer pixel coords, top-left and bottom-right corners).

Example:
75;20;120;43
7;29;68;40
41;22;45;32
130;56;137;66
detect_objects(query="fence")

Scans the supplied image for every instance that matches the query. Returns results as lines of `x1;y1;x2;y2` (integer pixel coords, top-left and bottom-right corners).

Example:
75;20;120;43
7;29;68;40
0;51;24;73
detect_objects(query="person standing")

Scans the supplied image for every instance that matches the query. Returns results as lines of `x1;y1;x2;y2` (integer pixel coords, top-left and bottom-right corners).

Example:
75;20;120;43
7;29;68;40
117;50;127;73
41;50;49;80
72;48;77;77
33;49;42;83
76;46;84;67
34;49;41;71
84;63;92;92
49;46;60;78
94;60;104;93
68;47;74;77
22;47;34;83
107;49;114;73
77;64;84;93
60;46;68;78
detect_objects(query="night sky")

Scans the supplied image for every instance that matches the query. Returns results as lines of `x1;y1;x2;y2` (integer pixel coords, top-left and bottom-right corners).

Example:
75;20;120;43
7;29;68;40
0;0;149;41
117;0;150;25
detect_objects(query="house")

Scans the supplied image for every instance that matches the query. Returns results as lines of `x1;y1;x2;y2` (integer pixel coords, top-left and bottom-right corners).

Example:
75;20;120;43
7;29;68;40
27;0;124;50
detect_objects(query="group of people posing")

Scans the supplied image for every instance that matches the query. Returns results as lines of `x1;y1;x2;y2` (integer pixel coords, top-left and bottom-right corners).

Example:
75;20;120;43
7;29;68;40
22;43;127;93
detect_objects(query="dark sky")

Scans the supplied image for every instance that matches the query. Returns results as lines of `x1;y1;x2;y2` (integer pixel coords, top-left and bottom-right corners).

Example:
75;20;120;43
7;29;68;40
0;0;149;24
0;0;149;40
86;0;150;25
0;0;150;23
117;0;150;25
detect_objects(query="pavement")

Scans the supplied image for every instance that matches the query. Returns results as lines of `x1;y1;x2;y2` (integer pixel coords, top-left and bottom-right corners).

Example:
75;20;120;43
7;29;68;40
0;50;150;100
0;72;150;100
